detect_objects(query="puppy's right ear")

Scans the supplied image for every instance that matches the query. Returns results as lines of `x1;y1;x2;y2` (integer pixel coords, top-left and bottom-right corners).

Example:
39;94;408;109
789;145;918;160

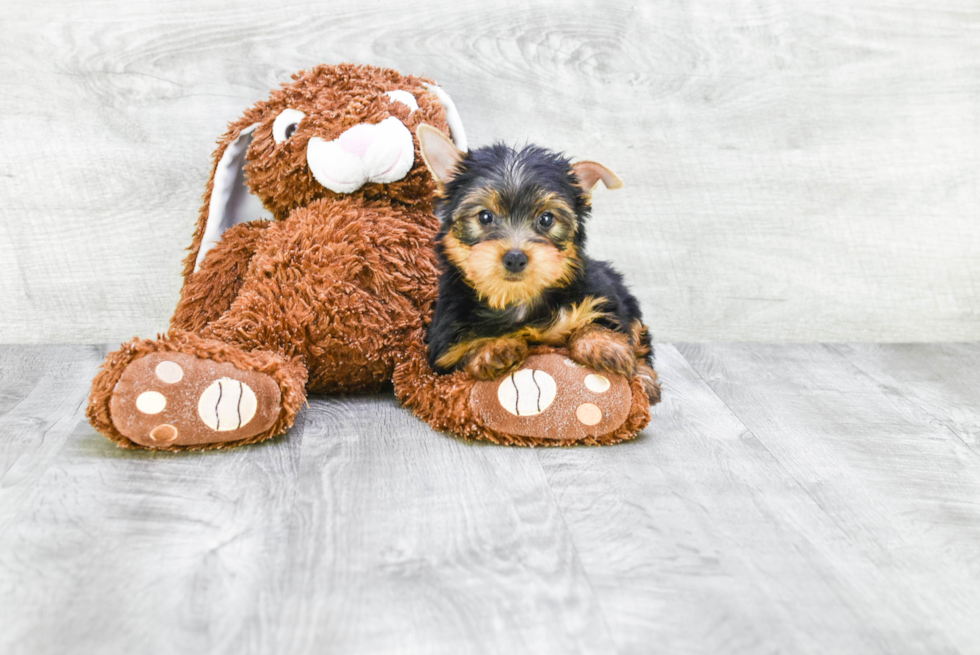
417;123;464;187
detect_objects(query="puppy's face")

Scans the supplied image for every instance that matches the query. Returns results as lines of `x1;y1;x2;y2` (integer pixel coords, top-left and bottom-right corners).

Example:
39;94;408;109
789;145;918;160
417;127;622;311
441;146;583;309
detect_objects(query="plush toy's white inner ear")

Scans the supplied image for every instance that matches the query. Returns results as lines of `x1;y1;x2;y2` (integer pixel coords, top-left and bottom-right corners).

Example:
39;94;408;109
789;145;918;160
193;123;273;272
422;83;468;152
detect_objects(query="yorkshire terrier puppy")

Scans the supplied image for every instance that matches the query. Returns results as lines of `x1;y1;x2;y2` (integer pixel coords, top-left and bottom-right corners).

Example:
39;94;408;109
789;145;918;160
416;124;660;403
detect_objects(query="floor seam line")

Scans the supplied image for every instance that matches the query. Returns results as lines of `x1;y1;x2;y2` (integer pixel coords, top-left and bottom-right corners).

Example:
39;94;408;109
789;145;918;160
533;449;623;655
669;343;904;646
827;344;980;461
669;345;864;543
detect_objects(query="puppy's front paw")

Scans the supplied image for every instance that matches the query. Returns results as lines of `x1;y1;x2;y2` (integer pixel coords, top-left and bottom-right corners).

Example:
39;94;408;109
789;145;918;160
464;338;528;381
569;326;637;378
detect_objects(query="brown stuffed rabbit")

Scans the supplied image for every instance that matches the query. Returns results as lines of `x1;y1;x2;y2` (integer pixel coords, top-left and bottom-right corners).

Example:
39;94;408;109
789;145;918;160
86;63;656;451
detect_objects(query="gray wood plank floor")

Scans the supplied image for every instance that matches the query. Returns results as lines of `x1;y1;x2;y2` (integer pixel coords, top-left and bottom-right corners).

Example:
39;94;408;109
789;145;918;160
1;343;979;655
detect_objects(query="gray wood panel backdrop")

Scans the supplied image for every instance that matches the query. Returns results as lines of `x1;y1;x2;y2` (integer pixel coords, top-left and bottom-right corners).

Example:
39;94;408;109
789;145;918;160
1;0;978;343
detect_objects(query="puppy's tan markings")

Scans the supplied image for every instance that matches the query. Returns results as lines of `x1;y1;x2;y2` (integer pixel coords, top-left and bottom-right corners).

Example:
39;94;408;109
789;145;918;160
531;192;578;240
628;319;650;359
435;296;608;375
437;333;529;373
441;231;472;271
569;324;637;378
637;362;661;405
461;337;529;381
627;320;660;404
534;296;607;344
456;186;507;221
452;239;582;310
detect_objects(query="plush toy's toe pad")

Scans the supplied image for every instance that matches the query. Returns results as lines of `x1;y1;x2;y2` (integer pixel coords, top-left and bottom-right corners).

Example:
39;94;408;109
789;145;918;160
110;352;281;448
470;353;632;441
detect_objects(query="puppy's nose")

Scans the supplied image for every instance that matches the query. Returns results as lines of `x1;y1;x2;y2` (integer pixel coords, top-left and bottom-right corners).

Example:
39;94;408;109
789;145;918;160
502;249;529;273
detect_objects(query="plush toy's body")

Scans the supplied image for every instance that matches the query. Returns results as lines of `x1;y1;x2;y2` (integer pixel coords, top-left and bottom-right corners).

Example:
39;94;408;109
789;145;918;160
174;196;439;394
87;64;656;451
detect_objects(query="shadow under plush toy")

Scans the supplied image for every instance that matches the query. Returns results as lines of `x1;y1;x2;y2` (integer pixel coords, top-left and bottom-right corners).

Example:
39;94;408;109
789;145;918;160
87;63;659;450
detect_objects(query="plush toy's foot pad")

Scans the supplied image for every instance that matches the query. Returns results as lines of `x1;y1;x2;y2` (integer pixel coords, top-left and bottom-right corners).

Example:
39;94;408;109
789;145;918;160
109;352;282;448
470;353;632;441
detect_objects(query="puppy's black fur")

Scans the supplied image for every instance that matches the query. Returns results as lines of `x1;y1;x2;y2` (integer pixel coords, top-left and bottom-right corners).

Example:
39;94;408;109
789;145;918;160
426;142;652;376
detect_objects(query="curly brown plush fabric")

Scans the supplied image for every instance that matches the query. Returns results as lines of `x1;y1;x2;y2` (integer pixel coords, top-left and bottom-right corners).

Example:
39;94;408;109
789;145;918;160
394;339;652;447
86;63;657;451
89;331;308;451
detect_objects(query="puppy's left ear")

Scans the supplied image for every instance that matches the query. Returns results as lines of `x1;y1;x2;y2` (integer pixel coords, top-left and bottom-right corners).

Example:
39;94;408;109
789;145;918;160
417;123;464;188
572;161;624;195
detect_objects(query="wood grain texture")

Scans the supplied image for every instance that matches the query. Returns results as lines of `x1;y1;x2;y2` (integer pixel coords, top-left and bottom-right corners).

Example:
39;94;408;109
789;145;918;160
0;432;305;655
0;345;106;533
678;342;980;654
538;344;979;654
4;344;980;653
270;395;614;655
1;0;978;342
833;343;980;454
0;346;612;655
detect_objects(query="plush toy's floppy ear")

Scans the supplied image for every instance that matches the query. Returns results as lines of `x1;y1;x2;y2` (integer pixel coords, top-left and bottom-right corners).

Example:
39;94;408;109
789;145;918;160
189;122;274;274
571;161;624;195
422;83;468;152
417;123;465;187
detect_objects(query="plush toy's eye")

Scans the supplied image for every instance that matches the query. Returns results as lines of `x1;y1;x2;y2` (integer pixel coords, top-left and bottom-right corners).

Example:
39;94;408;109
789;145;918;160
478;210;495;226
272;108;306;144
386;90;419;113
538;212;555;229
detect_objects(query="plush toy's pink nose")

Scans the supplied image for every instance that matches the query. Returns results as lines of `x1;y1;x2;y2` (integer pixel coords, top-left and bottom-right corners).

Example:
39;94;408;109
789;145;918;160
337;124;375;158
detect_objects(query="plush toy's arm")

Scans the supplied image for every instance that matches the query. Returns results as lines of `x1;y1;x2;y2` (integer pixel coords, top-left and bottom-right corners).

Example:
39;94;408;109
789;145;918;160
171;220;273;333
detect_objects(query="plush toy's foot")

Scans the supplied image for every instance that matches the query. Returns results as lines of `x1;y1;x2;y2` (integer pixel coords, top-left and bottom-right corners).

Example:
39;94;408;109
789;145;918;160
109;352;282;448
394;336;656;447
470;354;634;442
88;332;308;451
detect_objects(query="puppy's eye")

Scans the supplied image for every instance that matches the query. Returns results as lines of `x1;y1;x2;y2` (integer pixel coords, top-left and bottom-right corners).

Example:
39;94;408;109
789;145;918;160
273;108;306;144
478;210;495;226
538;212;555;229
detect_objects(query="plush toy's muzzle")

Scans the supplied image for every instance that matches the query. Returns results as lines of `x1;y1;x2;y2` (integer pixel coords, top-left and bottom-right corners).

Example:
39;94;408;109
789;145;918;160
307;116;416;193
